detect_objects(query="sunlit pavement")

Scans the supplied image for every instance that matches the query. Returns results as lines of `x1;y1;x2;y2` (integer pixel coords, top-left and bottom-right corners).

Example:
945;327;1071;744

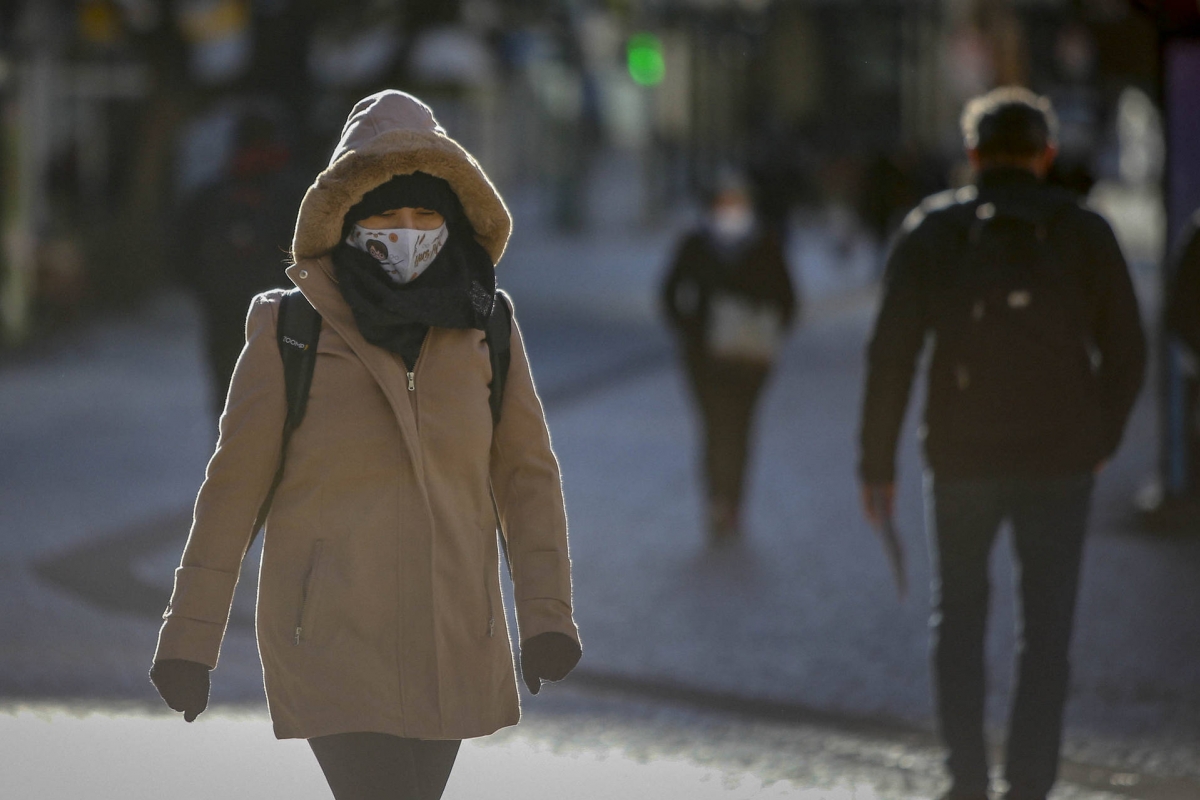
0;684;1155;800
2;706;908;800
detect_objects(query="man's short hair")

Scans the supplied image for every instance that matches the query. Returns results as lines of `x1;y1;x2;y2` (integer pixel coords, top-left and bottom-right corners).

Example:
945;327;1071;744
960;86;1058;158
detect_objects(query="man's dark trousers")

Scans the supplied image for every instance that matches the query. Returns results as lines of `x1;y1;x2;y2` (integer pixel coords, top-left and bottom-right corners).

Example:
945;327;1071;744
928;472;1093;800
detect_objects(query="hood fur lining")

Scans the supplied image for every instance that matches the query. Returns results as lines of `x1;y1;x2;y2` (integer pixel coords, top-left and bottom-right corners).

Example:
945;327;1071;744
293;128;511;265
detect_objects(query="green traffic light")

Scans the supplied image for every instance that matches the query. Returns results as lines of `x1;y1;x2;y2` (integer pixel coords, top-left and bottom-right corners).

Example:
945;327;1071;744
627;32;665;87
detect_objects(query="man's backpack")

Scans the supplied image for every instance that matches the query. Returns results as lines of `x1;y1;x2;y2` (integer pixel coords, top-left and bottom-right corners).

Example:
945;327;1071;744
935;200;1099;448
250;287;513;534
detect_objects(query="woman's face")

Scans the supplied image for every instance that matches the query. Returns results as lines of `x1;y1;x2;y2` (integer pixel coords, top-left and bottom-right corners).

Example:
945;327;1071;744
358;207;445;231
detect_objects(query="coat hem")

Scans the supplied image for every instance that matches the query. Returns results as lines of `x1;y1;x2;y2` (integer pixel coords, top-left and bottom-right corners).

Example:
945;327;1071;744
273;713;522;742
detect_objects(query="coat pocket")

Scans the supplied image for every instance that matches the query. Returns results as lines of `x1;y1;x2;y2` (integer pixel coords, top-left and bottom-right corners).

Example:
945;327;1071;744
483;527;498;639
293;540;325;646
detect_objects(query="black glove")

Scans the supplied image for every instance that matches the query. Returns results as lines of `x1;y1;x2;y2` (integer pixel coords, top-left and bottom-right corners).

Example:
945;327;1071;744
150;659;211;722
519;632;581;695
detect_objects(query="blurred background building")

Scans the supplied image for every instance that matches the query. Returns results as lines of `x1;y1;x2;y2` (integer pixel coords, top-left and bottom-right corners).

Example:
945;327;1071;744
0;0;1196;510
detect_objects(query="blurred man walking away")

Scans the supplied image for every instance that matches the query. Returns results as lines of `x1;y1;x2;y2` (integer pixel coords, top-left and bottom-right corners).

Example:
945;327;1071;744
858;87;1145;800
662;171;797;542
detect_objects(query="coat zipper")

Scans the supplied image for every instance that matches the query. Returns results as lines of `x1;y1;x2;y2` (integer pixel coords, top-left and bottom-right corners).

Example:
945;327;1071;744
487;485;505;638
294;540;325;645
406;332;430;393
483;523;496;638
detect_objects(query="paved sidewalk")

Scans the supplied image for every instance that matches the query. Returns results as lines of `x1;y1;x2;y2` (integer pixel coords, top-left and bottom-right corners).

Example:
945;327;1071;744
0;686;1170;800
0;700;948;800
2;215;1199;797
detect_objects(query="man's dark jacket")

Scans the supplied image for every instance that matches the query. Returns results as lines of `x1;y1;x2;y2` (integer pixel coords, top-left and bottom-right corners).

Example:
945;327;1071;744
859;167;1146;483
661;227;798;347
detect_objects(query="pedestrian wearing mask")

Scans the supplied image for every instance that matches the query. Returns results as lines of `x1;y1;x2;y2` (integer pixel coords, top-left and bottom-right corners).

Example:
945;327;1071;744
661;173;798;542
859;87;1145;800
149;90;581;800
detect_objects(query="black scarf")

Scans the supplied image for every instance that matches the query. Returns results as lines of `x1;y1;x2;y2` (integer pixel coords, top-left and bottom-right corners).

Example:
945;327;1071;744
332;173;497;368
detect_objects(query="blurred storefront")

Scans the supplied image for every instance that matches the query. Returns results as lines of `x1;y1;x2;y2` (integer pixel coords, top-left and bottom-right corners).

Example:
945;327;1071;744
1133;0;1200;519
594;0;1162;241
0;0;1174;346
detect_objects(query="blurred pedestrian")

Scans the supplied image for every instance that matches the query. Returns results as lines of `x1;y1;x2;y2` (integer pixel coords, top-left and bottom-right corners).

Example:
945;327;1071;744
176;106;306;417
662;172;798;542
150;90;581;800
858;87;1145;800
1166;210;1200;503
1168;210;1200;358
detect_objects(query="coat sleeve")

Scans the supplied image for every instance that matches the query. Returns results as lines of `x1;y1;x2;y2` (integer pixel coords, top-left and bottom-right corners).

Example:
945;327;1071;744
1082;214;1146;461
661;235;701;328
154;293;288;668
766;232;798;327
858;212;933;484
489;311;580;647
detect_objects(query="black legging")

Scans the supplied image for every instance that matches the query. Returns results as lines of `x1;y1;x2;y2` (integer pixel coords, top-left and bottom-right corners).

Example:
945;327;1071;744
308;733;461;800
683;347;770;512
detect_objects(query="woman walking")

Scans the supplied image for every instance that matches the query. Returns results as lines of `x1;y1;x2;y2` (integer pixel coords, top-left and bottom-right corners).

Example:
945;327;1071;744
150;90;581;800
661;173;798;542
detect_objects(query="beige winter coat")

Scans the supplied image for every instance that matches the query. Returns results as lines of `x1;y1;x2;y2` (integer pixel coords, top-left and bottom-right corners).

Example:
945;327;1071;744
154;91;579;741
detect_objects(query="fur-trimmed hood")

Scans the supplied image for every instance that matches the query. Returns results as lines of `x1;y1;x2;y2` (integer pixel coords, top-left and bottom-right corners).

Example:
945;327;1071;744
292;90;511;264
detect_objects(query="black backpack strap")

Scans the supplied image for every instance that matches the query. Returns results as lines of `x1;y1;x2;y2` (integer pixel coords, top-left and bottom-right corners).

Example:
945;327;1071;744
250;289;322;541
484;289;513;428
484;290;514;585
278;289;323;431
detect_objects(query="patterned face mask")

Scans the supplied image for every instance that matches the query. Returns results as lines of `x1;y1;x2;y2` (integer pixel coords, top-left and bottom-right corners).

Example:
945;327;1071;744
710;205;755;244
346;222;449;284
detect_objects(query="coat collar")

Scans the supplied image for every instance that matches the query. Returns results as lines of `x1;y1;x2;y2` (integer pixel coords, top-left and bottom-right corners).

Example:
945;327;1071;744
977;165;1041;189
975;166;1077;223
285;258;427;484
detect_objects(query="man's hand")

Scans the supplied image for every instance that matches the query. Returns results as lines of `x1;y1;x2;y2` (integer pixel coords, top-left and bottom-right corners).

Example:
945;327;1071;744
861;482;895;528
860;481;907;600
